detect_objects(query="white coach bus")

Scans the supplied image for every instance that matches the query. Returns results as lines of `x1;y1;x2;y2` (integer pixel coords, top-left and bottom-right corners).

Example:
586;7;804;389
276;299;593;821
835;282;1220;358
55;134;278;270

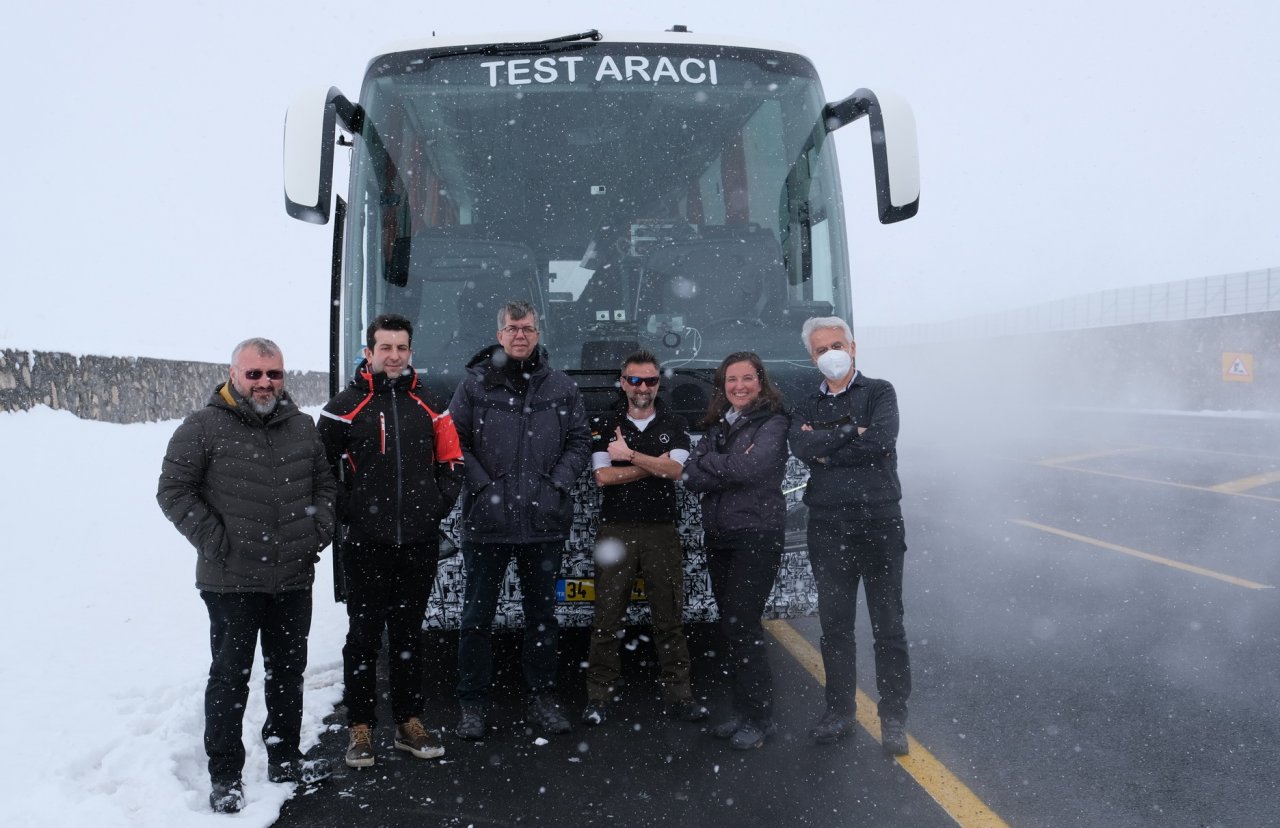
282;26;919;627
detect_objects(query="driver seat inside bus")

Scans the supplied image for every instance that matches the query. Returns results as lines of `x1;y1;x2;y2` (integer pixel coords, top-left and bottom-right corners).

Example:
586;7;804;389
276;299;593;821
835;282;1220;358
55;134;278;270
639;227;786;331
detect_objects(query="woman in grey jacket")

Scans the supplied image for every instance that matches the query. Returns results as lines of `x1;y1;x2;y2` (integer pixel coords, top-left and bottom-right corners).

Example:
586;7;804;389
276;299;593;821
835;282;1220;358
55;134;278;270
682;351;790;749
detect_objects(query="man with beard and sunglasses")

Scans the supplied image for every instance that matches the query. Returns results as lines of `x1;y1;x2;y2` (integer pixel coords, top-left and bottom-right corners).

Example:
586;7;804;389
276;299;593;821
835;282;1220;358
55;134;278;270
158;337;337;813
580;350;709;727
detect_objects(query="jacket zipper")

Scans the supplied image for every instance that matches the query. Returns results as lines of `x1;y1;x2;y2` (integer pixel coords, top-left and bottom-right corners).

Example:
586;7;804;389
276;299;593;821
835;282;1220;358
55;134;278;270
515;378;534;542
389;387;404;545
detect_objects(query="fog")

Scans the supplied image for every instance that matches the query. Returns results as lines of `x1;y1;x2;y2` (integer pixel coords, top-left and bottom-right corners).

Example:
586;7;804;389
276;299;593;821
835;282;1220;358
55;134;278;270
2;1;1278;369
3;4;1278;824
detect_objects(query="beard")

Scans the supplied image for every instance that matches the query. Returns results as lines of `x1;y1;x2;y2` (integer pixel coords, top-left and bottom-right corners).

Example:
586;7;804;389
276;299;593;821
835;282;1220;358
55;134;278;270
249;390;282;416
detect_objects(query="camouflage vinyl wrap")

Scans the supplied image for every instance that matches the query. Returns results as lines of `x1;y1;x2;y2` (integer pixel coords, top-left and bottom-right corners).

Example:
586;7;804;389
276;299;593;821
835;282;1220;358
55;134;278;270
424;454;815;629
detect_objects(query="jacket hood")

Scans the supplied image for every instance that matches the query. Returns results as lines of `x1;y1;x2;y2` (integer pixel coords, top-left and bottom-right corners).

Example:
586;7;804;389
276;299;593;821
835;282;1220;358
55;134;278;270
208;382;299;423
349;358;420;392
465;343;552;368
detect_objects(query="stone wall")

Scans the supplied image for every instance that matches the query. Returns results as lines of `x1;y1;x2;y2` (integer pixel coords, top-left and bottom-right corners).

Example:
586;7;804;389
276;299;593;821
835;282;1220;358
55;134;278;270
0;349;329;424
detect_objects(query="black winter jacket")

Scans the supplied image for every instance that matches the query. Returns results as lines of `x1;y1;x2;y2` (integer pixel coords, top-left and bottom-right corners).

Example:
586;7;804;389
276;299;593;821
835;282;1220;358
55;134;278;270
318;362;464;545
682;402;790;539
449;344;591;544
157;384;337;593
787;372;903;520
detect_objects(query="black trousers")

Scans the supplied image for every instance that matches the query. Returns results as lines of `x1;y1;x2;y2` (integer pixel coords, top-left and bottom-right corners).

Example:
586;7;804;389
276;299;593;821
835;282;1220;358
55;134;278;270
201;589;312;784
706;529;784;722
807;513;911;722
342;539;438;726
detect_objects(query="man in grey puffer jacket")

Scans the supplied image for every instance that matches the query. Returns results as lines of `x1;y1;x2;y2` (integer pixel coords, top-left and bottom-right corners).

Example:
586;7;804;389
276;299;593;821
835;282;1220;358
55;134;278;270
157;337;336;814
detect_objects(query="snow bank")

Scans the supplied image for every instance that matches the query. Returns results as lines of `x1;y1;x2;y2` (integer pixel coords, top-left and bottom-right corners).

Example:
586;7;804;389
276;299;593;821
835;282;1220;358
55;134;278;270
0;407;347;826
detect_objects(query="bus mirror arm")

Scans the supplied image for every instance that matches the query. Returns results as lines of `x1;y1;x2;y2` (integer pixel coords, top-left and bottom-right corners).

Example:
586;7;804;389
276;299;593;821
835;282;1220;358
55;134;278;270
284;86;364;225
823;88;920;224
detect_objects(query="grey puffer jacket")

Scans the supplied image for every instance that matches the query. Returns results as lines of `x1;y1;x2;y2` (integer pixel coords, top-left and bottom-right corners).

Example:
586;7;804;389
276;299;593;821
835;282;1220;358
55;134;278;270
682;402;791;539
449;345;591;544
157;383;337;593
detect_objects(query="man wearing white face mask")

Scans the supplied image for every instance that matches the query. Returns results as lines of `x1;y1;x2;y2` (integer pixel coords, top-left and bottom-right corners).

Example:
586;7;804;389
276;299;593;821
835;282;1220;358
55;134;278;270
788;317;911;756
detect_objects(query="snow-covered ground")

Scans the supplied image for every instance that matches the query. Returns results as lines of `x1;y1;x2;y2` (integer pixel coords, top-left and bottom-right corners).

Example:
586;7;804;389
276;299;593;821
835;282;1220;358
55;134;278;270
1;407;347;826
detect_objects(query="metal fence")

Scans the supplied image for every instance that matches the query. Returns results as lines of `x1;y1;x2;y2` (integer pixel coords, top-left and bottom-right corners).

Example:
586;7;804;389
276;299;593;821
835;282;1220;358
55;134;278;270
861;268;1280;346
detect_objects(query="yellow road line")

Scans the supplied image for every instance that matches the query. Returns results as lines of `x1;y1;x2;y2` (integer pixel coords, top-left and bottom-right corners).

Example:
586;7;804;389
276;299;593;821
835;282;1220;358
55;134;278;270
1022;461;1280;504
1009;519;1275;590
1037;446;1152;466
764;619;1010;828
1209;470;1280;494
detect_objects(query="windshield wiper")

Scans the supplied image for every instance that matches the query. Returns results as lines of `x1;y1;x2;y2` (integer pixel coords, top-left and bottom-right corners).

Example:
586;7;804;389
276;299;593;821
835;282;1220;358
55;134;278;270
425;29;602;61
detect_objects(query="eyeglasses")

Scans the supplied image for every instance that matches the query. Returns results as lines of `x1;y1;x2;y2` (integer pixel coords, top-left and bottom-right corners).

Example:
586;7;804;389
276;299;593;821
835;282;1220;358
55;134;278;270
500;325;539;336
241;369;285;381
622;375;660;387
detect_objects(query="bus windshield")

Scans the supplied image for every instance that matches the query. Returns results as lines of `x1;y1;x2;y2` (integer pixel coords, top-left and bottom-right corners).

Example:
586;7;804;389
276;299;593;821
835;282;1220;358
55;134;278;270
341;40;850;405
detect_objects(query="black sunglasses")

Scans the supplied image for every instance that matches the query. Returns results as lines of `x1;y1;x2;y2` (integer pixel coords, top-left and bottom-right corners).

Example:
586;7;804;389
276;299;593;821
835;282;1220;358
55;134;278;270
622;375;660;387
242;369;285;381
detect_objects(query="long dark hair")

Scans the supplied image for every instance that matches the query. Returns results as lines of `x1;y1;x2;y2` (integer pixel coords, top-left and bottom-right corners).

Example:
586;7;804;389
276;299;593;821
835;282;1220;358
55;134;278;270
703;351;785;428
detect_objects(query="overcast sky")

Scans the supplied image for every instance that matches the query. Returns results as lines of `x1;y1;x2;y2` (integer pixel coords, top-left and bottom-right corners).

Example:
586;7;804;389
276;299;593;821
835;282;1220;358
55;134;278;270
2;0;1277;369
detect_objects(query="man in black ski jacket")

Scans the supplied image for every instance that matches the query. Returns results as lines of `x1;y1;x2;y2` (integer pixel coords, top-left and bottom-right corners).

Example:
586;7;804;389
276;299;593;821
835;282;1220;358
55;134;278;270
788;316;912;756
157;337;336;814
318;314;463;770
448;299;591;740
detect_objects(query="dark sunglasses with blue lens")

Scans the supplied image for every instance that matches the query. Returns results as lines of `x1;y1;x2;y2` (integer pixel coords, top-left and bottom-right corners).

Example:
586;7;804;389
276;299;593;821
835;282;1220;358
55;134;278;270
622;375;660;387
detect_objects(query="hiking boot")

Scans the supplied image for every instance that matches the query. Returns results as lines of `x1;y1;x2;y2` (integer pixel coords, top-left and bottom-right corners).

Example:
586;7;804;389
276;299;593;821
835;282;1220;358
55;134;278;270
456;706;486;741
209;779;244;814
581;700;609;726
881;717;909;756
268;756;334;785
395;717;445;759
345;723;376;768
527;693;572;735
810;709;854;745
667;699;710;723
729;719;775;750
712;713;746;740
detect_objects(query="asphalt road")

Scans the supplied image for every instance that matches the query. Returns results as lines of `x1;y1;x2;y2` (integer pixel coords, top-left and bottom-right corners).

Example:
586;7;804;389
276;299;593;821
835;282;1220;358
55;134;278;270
276;408;1280;827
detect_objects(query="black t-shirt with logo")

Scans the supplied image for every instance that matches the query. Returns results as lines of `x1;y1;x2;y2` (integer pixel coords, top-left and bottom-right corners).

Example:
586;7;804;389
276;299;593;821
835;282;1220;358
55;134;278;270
590;402;691;524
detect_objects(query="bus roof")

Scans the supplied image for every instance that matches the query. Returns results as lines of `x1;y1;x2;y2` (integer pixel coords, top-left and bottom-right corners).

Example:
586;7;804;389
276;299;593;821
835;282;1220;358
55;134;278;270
373;28;813;65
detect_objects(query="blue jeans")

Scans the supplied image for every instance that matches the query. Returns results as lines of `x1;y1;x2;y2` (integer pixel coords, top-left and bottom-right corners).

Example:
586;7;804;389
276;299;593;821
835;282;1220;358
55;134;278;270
457;541;563;704
201;589;312;784
807;513;911;722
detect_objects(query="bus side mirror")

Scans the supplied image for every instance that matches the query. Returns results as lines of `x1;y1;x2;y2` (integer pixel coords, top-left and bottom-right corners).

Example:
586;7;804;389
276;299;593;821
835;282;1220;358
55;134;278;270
823;88;920;224
283;86;360;224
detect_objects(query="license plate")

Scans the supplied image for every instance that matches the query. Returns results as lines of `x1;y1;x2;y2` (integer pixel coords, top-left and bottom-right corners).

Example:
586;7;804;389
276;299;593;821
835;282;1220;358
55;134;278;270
555;578;647;602
557;578;595;602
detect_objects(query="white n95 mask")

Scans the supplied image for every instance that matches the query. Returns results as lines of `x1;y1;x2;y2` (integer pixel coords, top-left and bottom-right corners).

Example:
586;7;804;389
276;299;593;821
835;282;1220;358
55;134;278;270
816;349;852;381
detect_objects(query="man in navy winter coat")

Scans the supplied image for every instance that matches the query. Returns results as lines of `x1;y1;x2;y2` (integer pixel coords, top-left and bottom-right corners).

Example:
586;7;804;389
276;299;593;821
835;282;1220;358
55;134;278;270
448;299;591;739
